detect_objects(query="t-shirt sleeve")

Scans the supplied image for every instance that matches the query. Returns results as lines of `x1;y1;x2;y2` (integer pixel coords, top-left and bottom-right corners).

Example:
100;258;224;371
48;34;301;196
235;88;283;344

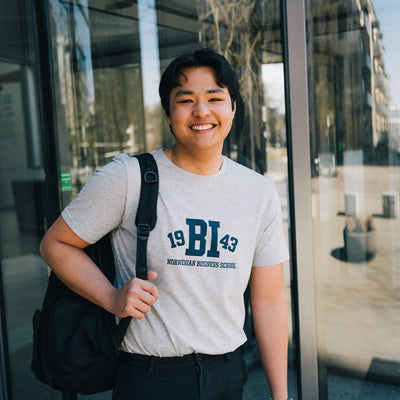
62;155;132;244
252;182;290;267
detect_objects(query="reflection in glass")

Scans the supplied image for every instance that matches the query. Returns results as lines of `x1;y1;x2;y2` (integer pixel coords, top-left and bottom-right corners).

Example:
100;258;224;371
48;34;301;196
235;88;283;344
0;60;59;398
307;0;400;397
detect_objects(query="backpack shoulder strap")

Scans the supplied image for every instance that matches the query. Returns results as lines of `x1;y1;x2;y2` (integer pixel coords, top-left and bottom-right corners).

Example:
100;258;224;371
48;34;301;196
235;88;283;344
134;153;159;280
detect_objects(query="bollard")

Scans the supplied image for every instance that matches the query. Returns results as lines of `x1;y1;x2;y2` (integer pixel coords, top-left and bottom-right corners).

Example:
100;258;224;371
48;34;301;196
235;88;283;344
382;191;399;218
345;192;360;215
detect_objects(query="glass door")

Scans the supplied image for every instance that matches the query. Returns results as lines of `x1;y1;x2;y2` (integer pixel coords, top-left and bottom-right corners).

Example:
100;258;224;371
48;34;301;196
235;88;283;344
45;0;298;399
0;1;61;399
306;0;400;398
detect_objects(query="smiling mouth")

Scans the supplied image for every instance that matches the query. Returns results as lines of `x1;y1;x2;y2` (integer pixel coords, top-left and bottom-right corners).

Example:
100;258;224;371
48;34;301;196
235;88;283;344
190;123;215;131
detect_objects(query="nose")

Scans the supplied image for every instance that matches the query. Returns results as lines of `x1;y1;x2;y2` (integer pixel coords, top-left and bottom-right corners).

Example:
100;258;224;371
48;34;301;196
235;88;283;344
192;100;210;118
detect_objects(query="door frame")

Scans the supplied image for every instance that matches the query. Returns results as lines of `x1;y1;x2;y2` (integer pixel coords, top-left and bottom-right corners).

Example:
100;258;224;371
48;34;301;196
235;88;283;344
283;0;320;399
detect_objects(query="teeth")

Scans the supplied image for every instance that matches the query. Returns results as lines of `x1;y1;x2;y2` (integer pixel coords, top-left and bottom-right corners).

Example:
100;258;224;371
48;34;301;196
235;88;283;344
191;124;214;131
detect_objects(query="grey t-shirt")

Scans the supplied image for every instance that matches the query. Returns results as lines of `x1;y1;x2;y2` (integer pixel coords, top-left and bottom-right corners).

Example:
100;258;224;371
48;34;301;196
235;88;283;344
62;149;289;357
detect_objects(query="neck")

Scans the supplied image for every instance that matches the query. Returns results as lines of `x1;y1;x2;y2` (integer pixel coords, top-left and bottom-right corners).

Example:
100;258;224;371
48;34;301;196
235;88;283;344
165;145;223;175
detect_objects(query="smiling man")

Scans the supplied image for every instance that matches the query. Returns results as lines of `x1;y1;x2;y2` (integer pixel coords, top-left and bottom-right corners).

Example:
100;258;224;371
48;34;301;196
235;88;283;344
39;49;290;400
163;65;235;174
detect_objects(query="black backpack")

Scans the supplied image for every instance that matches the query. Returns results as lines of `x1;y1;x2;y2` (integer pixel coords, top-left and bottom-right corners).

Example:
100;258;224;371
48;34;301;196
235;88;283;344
31;153;159;395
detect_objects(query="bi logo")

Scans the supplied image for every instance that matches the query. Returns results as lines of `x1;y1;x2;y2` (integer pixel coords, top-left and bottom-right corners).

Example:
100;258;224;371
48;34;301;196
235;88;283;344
167;218;238;258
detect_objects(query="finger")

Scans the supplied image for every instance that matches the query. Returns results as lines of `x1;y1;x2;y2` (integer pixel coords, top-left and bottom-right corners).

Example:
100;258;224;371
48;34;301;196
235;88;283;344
124;282;157;305
146;271;158;281
124;277;158;301
141;281;158;300
127;298;154;318
129;308;145;320
139;290;157;306
135;302;152;314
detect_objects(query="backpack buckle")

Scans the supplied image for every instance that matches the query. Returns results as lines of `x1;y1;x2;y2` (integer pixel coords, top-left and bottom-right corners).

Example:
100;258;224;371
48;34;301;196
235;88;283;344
144;171;158;183
137;224;150;240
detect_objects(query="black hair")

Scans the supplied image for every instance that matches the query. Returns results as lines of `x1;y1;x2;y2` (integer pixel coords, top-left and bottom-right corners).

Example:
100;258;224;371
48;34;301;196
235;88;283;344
159;48;239;117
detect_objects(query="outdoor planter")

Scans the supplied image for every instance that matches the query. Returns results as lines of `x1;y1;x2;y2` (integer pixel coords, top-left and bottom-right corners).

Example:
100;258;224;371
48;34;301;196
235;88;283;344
343;215;377;262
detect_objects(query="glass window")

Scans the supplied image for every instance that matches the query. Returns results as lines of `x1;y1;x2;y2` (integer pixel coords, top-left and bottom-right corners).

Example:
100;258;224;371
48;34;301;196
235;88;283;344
46;0;298;399
0;1;61;399
307;0;400;397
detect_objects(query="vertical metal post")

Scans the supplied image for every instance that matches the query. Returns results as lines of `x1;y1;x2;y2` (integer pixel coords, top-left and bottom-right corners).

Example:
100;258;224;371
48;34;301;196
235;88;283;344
282;0;320;399
33;0;62;228
0;260;12;400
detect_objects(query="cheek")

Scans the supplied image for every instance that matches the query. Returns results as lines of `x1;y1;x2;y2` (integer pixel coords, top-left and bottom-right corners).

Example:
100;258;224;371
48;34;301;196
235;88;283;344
168;108;187;126
223;109;236;126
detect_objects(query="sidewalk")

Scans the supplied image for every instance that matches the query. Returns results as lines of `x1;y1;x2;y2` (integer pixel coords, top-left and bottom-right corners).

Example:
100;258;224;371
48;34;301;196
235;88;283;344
243;364;400;399
312;166;400;365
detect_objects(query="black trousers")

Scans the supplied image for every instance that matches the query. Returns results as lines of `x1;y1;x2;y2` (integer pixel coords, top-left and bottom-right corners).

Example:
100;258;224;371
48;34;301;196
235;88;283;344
112;346;248;400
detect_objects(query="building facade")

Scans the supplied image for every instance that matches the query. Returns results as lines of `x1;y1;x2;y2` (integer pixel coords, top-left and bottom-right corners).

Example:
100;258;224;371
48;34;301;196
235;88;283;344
0;1;399;399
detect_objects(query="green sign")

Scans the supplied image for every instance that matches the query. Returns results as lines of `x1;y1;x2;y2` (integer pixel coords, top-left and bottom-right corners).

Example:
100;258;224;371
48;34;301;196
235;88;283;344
61;171;72;192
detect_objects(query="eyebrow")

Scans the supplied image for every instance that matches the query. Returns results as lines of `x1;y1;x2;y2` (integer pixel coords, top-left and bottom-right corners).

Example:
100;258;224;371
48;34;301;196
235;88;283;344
174;88;225;98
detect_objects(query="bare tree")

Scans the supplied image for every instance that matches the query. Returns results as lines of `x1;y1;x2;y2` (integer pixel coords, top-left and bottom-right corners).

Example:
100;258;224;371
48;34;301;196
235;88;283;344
198;0;282;172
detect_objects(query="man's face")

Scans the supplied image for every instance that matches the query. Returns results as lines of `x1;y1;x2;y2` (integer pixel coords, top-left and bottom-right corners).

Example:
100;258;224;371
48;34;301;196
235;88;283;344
164;66;236;154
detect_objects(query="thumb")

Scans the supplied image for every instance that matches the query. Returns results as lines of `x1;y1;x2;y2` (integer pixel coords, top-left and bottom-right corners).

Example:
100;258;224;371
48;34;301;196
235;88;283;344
146;271;158;281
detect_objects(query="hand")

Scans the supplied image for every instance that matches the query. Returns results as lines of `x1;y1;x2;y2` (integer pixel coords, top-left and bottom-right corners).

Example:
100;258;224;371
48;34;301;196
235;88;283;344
112;272;158;319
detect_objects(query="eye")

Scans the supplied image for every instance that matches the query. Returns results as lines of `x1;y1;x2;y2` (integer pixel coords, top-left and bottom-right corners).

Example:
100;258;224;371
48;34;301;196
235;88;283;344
209;97;223;102
177;99;193;104
177;97;193;104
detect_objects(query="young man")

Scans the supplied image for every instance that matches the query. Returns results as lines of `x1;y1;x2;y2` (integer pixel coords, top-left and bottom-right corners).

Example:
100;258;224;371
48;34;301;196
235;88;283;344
40;49;290;400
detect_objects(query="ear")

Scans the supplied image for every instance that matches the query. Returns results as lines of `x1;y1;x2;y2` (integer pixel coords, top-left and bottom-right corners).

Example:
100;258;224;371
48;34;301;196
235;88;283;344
232;100;237;116
163;108;171;125
162;108;175;136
